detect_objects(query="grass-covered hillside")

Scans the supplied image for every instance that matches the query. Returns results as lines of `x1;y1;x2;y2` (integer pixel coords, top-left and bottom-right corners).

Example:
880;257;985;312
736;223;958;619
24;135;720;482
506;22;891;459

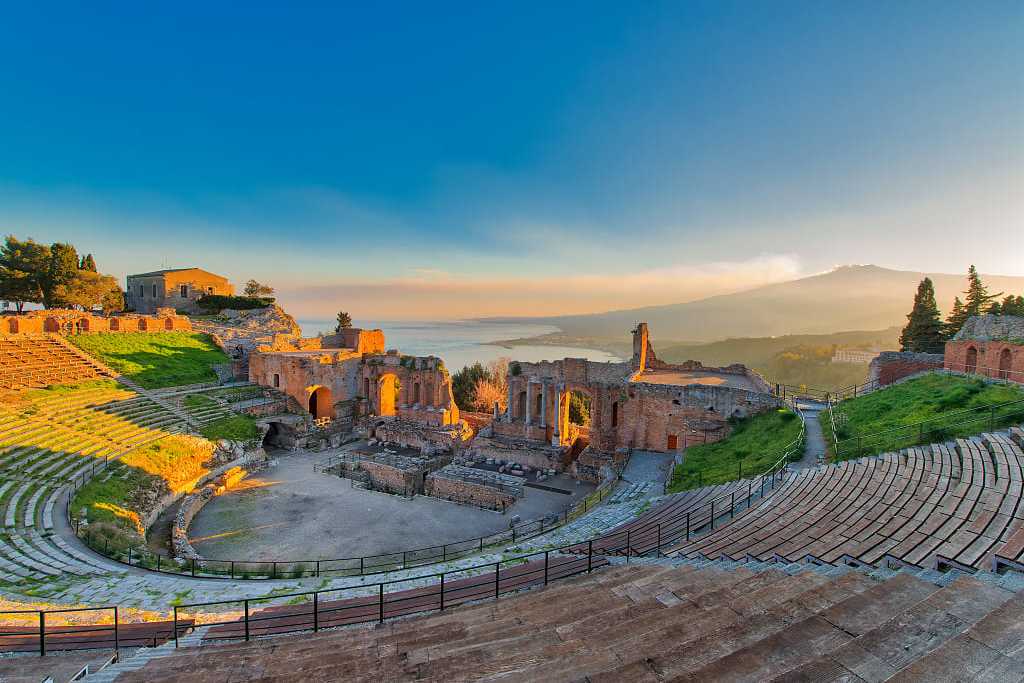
70;332;229;389
666;408;803;492
822;374;1024;460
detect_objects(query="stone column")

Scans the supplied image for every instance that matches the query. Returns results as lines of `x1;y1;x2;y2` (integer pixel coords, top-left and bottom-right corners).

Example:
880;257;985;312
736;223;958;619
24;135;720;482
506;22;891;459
493;401;500;419
506;381;514;422
540;381;547;427
552;384;562;445
525;380;534;426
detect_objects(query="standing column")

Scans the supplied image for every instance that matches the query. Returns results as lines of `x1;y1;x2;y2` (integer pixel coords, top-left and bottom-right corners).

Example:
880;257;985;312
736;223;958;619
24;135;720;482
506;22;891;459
539;381;547;427
525;380;534;426
506;381;514;422
552;384;562;445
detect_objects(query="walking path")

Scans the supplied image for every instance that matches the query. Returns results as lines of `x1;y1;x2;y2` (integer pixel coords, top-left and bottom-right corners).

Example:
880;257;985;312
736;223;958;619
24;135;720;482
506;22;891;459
793;400;827;469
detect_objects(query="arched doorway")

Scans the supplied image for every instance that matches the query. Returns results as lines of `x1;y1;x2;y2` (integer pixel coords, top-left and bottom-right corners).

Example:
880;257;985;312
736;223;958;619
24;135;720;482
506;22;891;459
965;346;978;374
611;401;619;428
308;386;333;419
517;391;527;421
999;348;1012;380
378;374;398;416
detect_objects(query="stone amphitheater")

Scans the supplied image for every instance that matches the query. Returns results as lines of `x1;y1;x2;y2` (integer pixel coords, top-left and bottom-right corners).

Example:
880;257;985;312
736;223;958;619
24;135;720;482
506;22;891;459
1;326;1023;682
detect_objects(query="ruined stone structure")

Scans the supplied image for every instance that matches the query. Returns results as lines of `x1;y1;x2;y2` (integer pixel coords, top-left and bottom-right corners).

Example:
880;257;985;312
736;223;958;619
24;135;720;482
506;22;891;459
487;323;778;471
126;267;233;314
1;308;191;335
250;328;469;450
945;314;1024;384
869;351;945;387
425;464;523;511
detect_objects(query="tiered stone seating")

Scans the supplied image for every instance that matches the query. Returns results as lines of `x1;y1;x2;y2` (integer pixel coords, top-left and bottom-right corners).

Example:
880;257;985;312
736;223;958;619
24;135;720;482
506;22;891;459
0;335;110;389
109;560;1022;682
669;425;1024;573
0;383;187;582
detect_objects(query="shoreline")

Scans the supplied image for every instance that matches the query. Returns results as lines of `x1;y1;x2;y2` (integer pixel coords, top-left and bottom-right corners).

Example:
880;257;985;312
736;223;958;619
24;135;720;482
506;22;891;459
488;332;632;359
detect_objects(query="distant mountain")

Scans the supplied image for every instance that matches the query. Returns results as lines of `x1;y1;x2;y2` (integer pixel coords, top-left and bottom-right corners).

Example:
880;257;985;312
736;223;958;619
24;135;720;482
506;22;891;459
500;265;1024;342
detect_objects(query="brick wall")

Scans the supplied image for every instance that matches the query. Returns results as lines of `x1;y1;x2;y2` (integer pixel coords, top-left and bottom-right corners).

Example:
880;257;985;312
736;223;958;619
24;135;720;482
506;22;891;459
869;351;945;386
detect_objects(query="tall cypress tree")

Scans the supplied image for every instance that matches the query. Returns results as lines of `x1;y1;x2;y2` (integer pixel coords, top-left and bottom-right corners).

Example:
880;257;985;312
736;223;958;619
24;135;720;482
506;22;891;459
79;253;97;272
963;265;1001;318
899;277;944;352
945;296;968;339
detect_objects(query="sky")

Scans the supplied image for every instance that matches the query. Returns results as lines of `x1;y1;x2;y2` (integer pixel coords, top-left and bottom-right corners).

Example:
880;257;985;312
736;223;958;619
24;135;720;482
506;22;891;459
1;2;1021;319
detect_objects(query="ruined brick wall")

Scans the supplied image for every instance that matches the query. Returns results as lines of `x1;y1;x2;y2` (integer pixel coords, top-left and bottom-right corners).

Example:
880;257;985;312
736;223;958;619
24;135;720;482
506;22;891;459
869;351;945;386
361;353;461;426
249;349;363;418
1;310;192;336
424;465;521;510
944;340;1024;384
359;460;421;496
320;328;386;354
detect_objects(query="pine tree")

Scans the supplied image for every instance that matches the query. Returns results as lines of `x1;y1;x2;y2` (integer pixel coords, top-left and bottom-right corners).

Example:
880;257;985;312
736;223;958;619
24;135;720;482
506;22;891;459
899;278;944;353
79;253;97;272
945;296;968;339
963;265;1002;318
994;294;1024;317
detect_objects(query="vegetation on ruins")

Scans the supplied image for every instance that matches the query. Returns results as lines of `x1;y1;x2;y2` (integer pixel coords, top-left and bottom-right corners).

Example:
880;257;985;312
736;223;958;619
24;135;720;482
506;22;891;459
196;293;274;311
666;408;802;492
568;391;591;426
452;358;509;412
243;279;275;297
198;414;261;442
0;234;123;312
69;332;229;388
334;310;353;331
821;373;1024;460
899;277;944;353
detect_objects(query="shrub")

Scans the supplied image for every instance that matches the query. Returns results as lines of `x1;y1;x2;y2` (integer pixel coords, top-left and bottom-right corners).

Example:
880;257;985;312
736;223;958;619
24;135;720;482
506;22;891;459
197;294;274;311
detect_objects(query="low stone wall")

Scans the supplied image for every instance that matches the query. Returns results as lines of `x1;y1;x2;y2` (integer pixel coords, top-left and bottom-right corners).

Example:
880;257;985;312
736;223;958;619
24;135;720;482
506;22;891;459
869;351;945;386
425;464;522;511
360;459;421;496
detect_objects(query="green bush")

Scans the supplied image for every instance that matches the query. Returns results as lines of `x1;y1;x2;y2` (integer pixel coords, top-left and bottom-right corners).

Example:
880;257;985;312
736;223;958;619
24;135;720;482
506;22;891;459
197;294;274;311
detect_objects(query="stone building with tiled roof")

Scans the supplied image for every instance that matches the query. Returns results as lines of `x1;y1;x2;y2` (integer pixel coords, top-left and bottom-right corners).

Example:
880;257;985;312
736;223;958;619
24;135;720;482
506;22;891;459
126;268;233;314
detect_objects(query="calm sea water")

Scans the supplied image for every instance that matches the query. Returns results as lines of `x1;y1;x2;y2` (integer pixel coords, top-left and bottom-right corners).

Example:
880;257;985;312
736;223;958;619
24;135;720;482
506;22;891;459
298;319;622;371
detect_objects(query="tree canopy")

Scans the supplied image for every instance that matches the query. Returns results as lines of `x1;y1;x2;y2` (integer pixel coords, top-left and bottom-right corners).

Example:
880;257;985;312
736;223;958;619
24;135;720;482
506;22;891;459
899;277;944;353
243;279;275;297
334;310;353;332
0;235;122;312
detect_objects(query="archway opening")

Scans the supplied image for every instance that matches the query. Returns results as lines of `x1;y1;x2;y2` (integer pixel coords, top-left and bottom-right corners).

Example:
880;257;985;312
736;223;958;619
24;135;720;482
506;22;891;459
308;386;333;419
378;374;398;416
965;346;978;374
611;401;619;428
999;348;1012;379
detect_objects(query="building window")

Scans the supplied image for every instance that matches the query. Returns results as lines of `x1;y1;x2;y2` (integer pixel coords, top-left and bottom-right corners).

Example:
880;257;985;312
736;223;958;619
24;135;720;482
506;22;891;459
180;285;188;298
152;284;158;298
138;285;143;298
207;286;214;294
273;373;280;388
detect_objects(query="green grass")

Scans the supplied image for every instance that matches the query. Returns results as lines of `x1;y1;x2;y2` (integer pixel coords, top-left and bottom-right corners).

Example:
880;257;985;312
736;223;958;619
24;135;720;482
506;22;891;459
666;408;803;493
821;374;1024;460
184;393;218;409
199;414;260;442
69;332;229;389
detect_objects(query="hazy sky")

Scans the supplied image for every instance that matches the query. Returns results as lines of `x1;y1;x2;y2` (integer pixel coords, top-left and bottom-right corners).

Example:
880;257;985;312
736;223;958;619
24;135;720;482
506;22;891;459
1;2;1021;319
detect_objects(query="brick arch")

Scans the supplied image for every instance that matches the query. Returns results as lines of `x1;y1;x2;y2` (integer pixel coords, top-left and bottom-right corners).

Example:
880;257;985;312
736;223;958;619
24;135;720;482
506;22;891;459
377;373;399;416
999;347;1013;380
307;385;333;420
965;346;978;374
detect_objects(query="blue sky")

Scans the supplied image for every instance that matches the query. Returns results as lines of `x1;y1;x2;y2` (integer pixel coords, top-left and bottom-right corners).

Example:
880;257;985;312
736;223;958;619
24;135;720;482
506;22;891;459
1;2;1021;318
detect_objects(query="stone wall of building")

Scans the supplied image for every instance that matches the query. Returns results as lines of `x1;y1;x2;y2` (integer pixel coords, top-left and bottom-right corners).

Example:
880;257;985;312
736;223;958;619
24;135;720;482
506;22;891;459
126;268;233;314
425;464;522;511
869;351;945;386
1;309;191;336
945;340;1024;384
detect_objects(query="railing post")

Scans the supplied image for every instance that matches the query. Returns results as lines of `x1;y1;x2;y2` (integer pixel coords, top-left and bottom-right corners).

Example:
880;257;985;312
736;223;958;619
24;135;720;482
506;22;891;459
495;562;501;598
114;606;119;654
173;606;179;648
626;530;631;563
360;556;364;574
272;561;277;579
230;561;235;579
39;611;45;657
730;492;735;519
588;540;593;573
686;512;691;541
544;551;549;585
316;560;320;578
244;600;250;641
657;524;661;557
379;583;385;623
191;558;196;577
440;574;445;611
710;499;715;530
313;593;319;632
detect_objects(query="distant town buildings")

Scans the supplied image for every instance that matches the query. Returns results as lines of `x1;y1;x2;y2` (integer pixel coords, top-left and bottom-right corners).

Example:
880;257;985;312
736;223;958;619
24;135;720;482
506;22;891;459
126;268;233;314
831;348;881;364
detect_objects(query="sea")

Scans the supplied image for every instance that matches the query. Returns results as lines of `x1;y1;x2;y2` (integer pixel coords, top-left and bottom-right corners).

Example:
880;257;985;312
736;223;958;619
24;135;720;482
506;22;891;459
297;319;622;371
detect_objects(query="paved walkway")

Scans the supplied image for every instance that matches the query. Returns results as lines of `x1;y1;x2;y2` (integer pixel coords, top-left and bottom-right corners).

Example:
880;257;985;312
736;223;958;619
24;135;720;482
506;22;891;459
793;401;827;469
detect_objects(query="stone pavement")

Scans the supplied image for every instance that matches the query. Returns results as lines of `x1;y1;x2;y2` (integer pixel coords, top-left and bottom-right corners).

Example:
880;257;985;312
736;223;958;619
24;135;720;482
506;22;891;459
793;400;827;469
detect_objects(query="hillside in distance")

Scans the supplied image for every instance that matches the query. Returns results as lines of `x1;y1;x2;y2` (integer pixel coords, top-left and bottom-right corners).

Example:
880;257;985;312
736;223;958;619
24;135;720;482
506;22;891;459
509;265;1024;342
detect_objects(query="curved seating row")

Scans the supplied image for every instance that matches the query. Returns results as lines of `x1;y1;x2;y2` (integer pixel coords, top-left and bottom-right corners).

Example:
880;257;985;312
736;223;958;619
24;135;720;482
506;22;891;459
668;425;1024;572
0;335;108;389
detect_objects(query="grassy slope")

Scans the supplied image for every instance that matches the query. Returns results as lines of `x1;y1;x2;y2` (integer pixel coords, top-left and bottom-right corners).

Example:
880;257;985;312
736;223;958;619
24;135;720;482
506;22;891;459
666;408;803;492
70;332;229;389
820;374;1024;460
73;434;216;533
199;415;260;441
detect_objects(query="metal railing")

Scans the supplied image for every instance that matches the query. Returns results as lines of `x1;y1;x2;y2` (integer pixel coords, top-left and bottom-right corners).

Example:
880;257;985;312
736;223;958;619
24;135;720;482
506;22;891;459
0;606;120;657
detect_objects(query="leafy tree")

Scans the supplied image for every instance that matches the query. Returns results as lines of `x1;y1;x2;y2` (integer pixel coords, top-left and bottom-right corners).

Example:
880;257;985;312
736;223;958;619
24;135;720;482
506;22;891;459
568;392;591;426
79;253;97;272
42;242;79;308
243;279;275;297
945;296;968;339
991;294;1024;316
0;235;48;311
55;270;121;311
101;286;125;315
472;358;509;412
452;362;488;410
334;310;353;332
963;265;1002;318
899;278;944;352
